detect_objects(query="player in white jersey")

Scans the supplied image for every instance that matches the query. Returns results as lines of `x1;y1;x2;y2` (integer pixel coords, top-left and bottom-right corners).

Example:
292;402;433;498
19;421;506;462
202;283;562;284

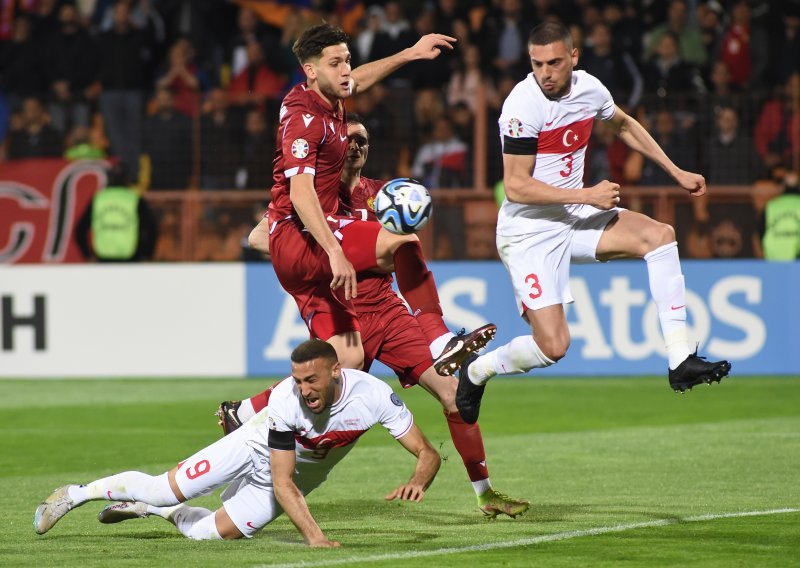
34;340;440;546
455;21;731;424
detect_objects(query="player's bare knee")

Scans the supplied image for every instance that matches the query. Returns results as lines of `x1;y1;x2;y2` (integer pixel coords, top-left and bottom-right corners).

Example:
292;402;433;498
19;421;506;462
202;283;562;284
167;467;187;503
215;508;245;540
644;222;676;253
534;336;569;362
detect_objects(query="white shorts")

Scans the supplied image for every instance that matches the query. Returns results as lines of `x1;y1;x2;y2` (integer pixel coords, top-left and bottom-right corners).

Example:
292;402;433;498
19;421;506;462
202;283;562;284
497;205;620;315
173;416;282;538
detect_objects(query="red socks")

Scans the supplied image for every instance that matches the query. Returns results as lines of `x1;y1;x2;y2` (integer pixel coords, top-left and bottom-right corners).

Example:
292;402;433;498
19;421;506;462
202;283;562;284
393;241;449;342
444;410;489;482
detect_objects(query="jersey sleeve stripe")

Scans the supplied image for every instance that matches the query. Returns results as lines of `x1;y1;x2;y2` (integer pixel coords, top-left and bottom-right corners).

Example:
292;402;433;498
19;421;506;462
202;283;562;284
284;166;299;177
503;136;538;155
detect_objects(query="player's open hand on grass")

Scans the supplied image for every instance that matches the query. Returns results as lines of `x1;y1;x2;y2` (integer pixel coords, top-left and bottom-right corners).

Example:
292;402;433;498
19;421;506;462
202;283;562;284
674;169;706;197
584;180;621;210
328;249;357;300
408;34;456;60
385;483;426;502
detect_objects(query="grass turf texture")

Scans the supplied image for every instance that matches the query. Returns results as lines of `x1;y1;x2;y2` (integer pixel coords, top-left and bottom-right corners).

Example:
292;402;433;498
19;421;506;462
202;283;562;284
2;376;798;567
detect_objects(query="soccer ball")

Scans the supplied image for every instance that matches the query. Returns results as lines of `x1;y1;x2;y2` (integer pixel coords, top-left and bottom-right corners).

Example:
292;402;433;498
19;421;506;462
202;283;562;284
373;178;433;235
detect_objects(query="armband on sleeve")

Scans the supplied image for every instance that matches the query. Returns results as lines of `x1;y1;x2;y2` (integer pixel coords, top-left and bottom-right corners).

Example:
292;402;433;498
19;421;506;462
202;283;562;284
503;135;538;155
268;429;296;451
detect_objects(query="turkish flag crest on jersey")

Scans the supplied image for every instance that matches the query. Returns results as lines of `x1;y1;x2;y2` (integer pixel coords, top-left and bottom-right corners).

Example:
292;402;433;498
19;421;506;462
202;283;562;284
537;117;594;154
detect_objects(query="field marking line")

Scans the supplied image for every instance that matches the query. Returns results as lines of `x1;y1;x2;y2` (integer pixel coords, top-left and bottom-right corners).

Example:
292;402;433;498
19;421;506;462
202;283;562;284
257;507;799;568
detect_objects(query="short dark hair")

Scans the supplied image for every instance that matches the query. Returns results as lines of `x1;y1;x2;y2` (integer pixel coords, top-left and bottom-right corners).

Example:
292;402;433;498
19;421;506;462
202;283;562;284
347;112;367;129
292;23;350;64
291;339;338;364
529;21;572;49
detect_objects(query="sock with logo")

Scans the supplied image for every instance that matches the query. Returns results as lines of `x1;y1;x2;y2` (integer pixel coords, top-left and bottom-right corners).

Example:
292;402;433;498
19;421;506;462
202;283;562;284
644;242;691;369
393;241;449;344
444;409;489;487
69;472;178;506
468;335;554;386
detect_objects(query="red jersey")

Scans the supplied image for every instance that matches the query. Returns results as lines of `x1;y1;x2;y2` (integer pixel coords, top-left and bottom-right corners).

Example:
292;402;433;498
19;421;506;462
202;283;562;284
345;176;398;313
268;83;349;224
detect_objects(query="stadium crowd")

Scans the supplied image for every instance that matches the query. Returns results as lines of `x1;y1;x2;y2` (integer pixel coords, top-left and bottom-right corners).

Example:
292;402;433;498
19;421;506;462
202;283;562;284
1;0;798;260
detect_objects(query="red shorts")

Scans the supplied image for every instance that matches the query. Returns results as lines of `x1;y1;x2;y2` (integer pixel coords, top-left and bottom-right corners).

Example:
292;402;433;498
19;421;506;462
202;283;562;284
359;300;433;388
270;217;383;339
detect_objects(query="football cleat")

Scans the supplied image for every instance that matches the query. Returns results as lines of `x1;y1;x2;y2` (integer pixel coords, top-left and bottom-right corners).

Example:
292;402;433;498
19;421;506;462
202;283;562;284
669;353;731;393
98;501;149;524
34;485;83;534
455;353;485;424
433;324;497;376
216;400;243;435
478;489;530;519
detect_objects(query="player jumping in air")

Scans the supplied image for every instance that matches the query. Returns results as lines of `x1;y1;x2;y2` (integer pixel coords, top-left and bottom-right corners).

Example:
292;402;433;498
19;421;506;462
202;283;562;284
456;21;731;425
261;23;493;377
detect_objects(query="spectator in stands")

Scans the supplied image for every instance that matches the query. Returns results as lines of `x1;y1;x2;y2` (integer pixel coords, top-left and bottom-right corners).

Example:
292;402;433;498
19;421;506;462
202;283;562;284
645;0;707;68
586;119;632;188
44;3;98;134
408;9;451;91
626;109;696;186
642;31;704;105
96;1;153;178
581;21;643;111
237;108;274;190
6;96;62;159
368;1;416;86
445;43;493;114
142;88;191;190
227;6;282;79
200;87;240;190
64;125;106;161
75;163;158;262
754;73;800;172
696;1;724;79
718;0;769;90
601;1;642;60
411;115;468;259
683;195;759;259
481;0;529;79
760;170;800;260
353;5;385;67
704;106;760;186
96;0;166;45
155;37;207;117
228;40;286;109
771;1;800;86
348;85;398;180
0;16;45;110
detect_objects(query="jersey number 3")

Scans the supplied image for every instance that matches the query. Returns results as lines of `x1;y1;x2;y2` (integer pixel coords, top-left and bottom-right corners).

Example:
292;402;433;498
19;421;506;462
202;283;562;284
525;273;542;299
560;153;574;178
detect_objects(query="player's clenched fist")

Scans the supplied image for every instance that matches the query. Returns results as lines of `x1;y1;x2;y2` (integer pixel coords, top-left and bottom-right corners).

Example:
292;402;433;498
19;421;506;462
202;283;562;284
583;180;621;210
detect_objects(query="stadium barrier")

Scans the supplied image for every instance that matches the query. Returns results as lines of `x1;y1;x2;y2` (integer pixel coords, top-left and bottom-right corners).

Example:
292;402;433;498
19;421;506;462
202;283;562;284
1;261;797;378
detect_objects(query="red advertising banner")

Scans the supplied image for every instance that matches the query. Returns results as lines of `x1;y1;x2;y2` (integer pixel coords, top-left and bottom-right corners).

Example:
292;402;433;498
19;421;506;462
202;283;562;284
1;158;108;264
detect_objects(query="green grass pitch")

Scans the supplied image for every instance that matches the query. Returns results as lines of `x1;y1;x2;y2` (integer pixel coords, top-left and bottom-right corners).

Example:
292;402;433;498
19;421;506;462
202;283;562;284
2;376;799;567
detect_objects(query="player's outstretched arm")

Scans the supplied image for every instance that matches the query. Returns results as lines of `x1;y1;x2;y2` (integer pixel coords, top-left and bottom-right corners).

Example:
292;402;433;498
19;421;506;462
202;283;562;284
608;105;706;196
351;34;456;95
270;448;341;547
385;424;440;502
289;173;357;299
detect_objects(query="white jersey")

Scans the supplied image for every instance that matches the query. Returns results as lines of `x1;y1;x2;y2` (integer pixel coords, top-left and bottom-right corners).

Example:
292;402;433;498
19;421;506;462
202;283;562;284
497;70;616;236
262;368;414;491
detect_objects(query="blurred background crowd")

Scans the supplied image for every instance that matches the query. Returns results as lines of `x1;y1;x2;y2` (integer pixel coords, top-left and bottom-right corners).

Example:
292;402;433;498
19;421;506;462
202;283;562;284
1;0;799;261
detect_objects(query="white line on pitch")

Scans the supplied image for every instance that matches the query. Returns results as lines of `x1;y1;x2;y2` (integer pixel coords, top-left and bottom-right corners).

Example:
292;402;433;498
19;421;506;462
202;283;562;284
256;508;800;568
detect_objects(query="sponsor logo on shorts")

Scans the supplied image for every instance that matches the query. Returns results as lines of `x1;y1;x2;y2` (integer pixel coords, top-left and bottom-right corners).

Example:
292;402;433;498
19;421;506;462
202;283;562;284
291;138;309;159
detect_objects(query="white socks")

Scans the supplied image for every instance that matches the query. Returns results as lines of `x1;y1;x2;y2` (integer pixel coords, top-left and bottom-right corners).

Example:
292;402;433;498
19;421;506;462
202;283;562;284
472;478;492;496
150;504;222;540
468;336;555;385
68;472;178;507
429;332;455;359
237;398;256;422
644;242;691;369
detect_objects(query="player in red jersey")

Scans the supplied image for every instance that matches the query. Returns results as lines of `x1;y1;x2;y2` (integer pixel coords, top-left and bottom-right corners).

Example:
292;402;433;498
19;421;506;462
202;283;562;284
263;23;493;376
226;117;529;519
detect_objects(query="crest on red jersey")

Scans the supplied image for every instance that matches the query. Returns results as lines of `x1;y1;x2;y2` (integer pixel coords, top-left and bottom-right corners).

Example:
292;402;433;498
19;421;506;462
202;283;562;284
291;138;309;159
